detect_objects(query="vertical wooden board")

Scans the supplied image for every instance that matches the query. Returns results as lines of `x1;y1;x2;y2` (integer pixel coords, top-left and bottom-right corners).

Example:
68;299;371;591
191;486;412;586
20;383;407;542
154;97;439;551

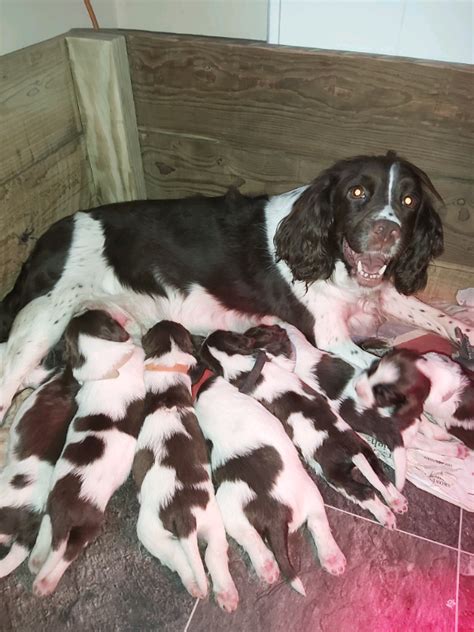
420;262;474;303
67;31;146;204
0;36;83;185
0;136;95;295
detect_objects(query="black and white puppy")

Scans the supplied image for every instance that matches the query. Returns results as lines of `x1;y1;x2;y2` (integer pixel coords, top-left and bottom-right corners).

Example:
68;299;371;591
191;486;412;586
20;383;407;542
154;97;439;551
200;328;407;528
193;355;346;596
30;310;146;596
355;349;474;451
133;321;238;612
0;369;78;577
2;152;473;424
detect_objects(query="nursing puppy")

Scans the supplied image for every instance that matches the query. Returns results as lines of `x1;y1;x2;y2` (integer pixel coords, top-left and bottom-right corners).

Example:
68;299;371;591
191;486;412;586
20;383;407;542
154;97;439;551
201;329;407;528
133;321;238;612
193;354;346;596
0;369;78;577
355;349;474;451
277;323;411;489
31;310;146;596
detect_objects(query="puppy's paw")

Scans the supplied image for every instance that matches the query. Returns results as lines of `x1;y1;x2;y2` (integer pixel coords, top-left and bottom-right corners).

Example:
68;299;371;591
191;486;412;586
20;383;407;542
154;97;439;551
457;444;470;459
33;577;56;597
389;492;408;515
258;558;280;585
188;582;207;600
322;549;346;576
383;510;397;531
216;585;239;613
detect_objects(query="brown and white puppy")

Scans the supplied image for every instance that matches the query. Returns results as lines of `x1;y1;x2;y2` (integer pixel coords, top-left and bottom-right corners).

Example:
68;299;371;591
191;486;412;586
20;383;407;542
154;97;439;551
355;349;474;452
201;327;407;529
194;344;346;596
30;310;146;596
133;321;238;612
0;368;78;577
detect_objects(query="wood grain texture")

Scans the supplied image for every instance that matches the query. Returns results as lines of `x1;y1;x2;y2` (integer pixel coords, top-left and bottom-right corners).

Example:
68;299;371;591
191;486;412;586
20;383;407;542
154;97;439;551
127;31;473;271
140;130;473;265
0;136;95;295
0;36;82;186
67;31;146;204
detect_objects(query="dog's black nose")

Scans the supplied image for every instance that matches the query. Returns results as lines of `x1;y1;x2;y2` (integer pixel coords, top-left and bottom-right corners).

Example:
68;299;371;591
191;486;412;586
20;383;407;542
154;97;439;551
371;220;401;249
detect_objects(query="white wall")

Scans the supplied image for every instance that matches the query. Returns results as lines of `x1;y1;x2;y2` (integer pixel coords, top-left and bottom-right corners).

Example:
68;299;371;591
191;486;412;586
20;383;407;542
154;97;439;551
116;0;268;41
269;0;473;64
0;0;118;55
0;0;268;55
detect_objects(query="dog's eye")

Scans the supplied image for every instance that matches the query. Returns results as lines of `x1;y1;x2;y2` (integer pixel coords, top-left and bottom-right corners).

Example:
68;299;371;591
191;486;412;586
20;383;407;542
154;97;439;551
348;185;366;200
402;194;417;208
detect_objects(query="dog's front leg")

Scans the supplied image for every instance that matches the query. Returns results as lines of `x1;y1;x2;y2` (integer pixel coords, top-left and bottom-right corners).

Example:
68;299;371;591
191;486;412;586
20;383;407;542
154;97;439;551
0;296;73;423
380;286;474;346
306;292;375;368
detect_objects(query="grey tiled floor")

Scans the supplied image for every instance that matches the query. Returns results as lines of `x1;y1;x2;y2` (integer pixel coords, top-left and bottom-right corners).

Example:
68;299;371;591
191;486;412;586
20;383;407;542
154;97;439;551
0;479;472;632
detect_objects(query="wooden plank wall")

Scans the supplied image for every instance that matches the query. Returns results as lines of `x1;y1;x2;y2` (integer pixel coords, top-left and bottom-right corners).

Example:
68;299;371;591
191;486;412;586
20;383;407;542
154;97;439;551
0;36;96;296
126;32;473;299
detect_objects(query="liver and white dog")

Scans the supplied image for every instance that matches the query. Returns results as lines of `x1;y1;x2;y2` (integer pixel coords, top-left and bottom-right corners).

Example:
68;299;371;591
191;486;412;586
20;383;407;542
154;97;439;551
0;152;472;422
0;369;78;577
199;328;407;528
30;310;146;596
193;360;346;596
355;349;474;451
133;321;238;612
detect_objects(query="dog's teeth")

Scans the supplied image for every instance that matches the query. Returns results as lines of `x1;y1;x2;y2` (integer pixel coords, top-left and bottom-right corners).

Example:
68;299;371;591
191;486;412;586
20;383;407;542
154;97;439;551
357;261;363;273
379;264;387;275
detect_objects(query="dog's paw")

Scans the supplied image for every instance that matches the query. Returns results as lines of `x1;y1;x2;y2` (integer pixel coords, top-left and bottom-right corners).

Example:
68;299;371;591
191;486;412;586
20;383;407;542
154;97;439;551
188;582;207;600
321;549;346;576
216;585;239;613
456;444;470;459
33;577;56;597
389;492;408;515
258;558;280;584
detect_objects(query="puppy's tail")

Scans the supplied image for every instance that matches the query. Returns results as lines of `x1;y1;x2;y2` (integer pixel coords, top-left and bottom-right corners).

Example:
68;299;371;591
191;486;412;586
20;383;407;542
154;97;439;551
179;534;208;598
0;542;29;578
267;522;306;596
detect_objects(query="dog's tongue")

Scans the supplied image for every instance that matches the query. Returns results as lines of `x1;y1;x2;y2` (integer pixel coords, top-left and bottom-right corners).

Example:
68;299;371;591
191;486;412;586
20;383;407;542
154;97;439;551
358;253;386;274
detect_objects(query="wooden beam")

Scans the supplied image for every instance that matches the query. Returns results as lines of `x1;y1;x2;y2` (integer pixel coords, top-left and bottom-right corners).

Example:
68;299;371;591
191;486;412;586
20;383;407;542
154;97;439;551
66;31;146;204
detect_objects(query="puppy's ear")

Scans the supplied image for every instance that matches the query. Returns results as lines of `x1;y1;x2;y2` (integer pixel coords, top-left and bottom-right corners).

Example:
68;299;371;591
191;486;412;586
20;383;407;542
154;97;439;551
63;326;84;370
274;172;337;283
391;167;444;295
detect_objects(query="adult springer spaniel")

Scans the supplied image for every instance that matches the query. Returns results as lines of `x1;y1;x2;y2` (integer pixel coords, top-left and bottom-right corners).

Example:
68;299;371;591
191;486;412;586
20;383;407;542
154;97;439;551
0;151;471;421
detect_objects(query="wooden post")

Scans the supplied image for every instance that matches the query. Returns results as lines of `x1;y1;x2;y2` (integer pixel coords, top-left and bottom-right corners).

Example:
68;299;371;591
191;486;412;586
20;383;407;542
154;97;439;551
66;30;146;204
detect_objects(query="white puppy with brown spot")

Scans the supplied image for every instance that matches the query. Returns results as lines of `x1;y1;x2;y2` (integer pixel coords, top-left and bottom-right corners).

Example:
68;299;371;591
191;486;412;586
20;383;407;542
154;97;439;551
133;321;238;613
194;341;346;596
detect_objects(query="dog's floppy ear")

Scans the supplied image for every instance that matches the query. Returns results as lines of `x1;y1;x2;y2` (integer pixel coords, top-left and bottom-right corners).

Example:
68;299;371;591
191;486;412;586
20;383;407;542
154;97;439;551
391;166;444;295
373;383;407;408
274;171;337;283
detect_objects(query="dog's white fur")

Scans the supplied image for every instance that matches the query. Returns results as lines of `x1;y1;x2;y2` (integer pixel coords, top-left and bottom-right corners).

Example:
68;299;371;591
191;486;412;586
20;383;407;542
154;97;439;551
0;372;74;577
206;340;407;528
194;375;346;594
31;334;145;596
135;342;238;612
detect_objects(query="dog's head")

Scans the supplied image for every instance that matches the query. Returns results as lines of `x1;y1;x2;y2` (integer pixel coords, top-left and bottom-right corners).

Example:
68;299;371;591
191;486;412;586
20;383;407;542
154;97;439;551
354;348;431;419
244;324;295;370
142;320;196;369
274;151;444;293
64;309;133;382
199;330;256;378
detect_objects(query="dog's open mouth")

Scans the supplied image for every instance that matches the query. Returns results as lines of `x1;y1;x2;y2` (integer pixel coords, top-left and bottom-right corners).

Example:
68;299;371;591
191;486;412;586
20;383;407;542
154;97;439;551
343;240;389;288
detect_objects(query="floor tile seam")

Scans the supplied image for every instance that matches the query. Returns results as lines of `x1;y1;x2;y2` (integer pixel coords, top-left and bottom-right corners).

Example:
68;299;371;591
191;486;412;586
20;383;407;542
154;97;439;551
324;502;460;552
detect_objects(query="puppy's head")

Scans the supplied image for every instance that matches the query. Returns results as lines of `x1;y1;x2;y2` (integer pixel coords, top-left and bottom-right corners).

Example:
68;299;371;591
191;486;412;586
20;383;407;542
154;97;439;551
355;348;431;419
199;330;256;378
244;324;294;368
142;320;196;369
64;310;133;382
